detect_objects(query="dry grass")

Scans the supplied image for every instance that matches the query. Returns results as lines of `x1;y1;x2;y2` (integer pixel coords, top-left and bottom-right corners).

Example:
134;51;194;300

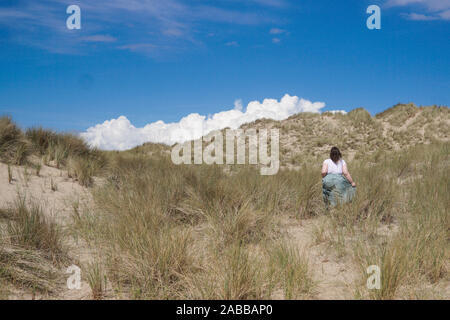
0;125;108;186
0;116;30;165
0;245;62;295
329;142;449;299
70;153;320;299
0;195;68;296
268;241;315;299
85;262;106;300
2;195;67;264
240;104;449;166
0;105;448;299
7;164;13;184
69;137;448;300
67;157;96;187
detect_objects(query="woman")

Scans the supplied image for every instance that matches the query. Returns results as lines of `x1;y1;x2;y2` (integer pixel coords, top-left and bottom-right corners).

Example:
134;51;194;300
321;147;356;207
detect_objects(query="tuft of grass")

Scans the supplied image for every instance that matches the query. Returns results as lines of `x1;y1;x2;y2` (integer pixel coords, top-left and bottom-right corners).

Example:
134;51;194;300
355;239;408;300
26;126;106;174
0;245;62;294
85;262;106;300
26;127;57;156
220;243;266;300
67;156;95;187
23;166;30;186
268;241;315;299
3;195;67;264
105;226;194;299
0;194;68;295
35;163;42;177
0;116;29;165
7;164;13;184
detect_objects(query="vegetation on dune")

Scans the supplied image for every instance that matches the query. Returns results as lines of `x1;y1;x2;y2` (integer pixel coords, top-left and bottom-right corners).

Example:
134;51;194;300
0;196;68;295
71;140;449;299
0;245;62;295
3;195;67;264
72;155;315;299
0;119;106;186
0;104;449;299
0;116;30;165
241;104;449;166
326;142;449;299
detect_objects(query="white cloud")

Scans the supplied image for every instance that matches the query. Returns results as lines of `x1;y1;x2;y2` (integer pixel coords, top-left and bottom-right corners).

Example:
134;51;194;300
162;28;185;37
81;94;326;150
386;0;450;11
270;28;286;34
438;9;450;19
234;99;243;111
118;43;158;50
0;0;281;54
402;12;439;20
270;28;288;44
385;0;450;20
326;110;347;115
225;41;239;47
82;35;117;43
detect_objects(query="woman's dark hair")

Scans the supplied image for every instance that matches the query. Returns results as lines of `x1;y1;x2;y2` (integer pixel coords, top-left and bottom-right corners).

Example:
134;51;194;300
330;147;342;163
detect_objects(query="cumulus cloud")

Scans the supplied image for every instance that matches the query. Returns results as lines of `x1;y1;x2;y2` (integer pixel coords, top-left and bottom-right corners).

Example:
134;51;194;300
81;94;327;150
234;99;244;111
326;110;347;115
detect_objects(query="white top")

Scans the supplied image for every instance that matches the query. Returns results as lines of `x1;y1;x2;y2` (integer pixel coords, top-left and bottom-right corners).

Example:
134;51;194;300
323;159;346;174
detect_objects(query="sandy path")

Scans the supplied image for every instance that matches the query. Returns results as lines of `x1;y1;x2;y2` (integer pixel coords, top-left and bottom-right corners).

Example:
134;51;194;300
283;217;358;299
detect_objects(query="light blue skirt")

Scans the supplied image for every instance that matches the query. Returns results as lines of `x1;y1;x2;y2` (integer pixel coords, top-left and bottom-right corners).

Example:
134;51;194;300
322;174;356;207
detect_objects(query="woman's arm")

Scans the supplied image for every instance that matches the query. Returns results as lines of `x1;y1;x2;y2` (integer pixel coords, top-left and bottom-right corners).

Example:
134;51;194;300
321;162;328;178
342;163;356;187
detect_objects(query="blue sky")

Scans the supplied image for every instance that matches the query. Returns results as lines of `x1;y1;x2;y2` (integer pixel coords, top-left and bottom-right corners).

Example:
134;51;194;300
0;0;449;148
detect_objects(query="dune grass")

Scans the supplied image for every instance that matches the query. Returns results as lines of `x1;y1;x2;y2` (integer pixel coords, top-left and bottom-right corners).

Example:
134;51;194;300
268;241;315;299
85;261;106;300
0;120;106;186
2;195;67;264
67;138;449;300
0;107;448;299
70;152;320;299
325;142;449;299
0;245;62;295
0;195;68;295
0;116;30;165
